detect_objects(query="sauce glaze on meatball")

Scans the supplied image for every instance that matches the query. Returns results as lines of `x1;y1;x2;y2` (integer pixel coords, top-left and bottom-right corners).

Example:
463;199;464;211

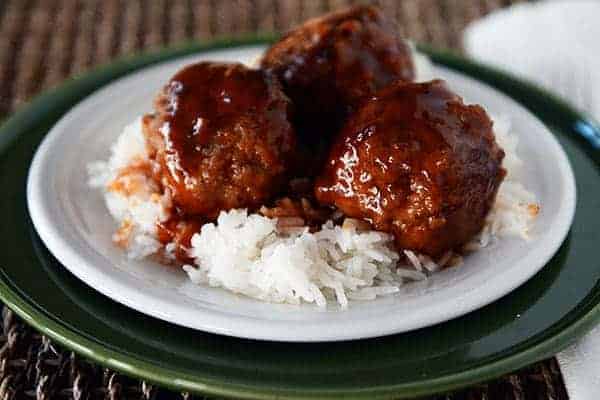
146;62;296;220
261;5;415;143
315;80;505;256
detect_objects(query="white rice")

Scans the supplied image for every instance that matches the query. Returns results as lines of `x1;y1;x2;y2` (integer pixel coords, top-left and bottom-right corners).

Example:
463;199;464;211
88;118;171;259
87;62;539;308
182;214;406;308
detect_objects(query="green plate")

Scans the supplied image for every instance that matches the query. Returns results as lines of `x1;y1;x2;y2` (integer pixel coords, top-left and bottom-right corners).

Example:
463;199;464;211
1;38;599;399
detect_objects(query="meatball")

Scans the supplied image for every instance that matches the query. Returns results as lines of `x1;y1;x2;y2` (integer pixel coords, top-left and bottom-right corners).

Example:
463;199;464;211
315;80;505;256
261;5;415;143
146;62;296;219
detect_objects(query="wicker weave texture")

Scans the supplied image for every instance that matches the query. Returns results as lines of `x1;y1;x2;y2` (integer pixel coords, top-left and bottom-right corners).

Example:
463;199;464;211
0;1;568;399
0;0;528;117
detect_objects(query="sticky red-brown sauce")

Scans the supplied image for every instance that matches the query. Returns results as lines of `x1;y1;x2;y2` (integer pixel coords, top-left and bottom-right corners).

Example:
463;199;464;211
315;80;506;256
134;7;508;263
261;4;415;145
143;62;298;262
148;62;296;219
160;63;271;174
156;216;203;263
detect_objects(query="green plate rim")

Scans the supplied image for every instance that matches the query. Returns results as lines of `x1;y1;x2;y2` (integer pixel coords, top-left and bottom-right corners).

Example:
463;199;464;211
1;36;599;399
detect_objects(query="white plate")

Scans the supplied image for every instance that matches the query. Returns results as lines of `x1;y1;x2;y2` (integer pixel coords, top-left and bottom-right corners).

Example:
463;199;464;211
27;45;576;342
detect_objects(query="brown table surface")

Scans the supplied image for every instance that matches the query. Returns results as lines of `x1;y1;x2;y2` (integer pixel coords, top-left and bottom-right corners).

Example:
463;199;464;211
0;1;569;399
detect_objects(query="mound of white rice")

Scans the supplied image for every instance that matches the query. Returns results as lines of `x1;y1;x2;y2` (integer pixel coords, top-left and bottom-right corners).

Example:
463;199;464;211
88;118;172;259
87;56;538;308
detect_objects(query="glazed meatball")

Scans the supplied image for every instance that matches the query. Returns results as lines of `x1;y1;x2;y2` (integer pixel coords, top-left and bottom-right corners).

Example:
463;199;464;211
145;62;296;219
315;80;505;256
261;5;415;143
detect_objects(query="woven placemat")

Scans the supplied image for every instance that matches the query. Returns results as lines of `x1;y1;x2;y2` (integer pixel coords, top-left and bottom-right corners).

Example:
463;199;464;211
0;1;569;399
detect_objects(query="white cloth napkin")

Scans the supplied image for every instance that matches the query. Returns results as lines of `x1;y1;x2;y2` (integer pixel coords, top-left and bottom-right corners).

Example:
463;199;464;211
463;1;600;399
464;0;600;119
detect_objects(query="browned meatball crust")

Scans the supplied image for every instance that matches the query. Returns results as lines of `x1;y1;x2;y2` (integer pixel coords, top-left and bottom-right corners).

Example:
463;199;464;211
315;80;506;256
261;5;415;142
146;62;296;219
